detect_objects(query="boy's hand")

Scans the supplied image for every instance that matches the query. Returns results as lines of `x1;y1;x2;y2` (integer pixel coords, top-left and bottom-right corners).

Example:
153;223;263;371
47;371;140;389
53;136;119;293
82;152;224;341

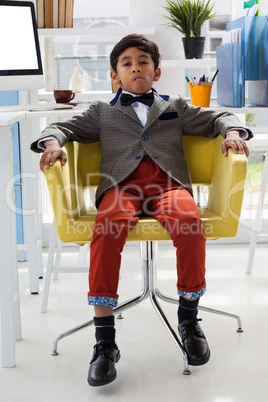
40;139;67;172
221;130;249;158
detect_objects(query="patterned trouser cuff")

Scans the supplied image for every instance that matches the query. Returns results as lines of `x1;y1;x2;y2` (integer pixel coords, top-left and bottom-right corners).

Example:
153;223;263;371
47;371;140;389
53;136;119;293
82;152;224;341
88;296;118;307
177;285;207;300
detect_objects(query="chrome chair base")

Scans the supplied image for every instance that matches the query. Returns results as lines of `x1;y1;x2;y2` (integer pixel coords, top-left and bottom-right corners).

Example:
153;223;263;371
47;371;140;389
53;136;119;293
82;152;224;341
51;241;243;375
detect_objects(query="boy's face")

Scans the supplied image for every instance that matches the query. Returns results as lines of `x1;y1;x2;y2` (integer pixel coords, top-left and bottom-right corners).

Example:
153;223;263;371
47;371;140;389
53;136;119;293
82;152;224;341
110;46;161;95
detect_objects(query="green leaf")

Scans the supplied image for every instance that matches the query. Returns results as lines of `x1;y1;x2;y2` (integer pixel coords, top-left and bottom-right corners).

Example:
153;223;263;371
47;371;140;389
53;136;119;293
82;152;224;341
163;0;217;37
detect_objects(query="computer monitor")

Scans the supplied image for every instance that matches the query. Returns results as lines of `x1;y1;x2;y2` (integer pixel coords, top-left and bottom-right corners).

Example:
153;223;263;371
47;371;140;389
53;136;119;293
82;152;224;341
0;0;44;91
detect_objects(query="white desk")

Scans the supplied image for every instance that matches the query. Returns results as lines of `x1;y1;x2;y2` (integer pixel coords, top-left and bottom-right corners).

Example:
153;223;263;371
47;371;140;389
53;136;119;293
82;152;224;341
0;106;86;367
0;112;25;367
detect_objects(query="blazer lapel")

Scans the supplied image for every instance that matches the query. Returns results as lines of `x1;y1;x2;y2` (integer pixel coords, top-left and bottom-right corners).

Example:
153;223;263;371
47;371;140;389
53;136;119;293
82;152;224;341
143;93;170;132
113;96;143;127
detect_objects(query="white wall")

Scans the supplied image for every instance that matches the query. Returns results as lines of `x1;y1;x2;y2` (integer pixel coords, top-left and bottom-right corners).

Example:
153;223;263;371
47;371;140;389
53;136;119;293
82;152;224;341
129;0;186;95
129;0;184;59
74;0;129;19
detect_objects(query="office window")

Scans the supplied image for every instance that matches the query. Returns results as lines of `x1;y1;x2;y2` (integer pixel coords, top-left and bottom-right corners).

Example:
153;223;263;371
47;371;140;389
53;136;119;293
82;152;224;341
210;19;227;31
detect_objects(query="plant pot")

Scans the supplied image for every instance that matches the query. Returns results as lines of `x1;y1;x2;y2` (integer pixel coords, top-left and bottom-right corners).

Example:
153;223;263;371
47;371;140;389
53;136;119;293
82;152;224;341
182;37;205;59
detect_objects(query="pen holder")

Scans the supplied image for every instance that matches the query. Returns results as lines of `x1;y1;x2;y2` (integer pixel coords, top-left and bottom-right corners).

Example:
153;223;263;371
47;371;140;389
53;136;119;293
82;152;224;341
188;82;213;107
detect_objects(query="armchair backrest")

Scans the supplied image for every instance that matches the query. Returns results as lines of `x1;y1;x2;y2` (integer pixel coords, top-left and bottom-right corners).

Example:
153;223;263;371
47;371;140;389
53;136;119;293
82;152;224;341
67;135;220;190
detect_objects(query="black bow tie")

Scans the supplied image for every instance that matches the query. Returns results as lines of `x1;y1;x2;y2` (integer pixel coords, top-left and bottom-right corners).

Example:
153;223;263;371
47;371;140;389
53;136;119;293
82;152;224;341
120;92;154;107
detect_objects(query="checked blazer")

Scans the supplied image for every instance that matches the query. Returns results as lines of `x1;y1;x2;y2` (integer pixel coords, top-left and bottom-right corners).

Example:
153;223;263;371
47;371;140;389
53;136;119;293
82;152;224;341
31;90;253;207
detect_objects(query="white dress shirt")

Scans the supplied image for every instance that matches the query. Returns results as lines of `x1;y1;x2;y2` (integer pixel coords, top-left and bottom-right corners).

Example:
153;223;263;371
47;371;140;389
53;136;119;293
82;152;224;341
121;90;151;127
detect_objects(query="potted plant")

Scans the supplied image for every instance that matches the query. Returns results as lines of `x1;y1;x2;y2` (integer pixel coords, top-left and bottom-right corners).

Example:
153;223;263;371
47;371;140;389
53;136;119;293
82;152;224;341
163;0;217;59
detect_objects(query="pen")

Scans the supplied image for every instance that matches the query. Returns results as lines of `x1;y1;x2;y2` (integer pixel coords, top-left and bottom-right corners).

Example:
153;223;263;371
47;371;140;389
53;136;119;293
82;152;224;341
211;69;219;82
185;75;190;83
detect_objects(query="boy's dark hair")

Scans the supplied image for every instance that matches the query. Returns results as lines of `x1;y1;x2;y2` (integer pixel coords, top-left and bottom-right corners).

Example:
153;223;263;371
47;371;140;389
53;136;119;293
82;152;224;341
110;34;160;73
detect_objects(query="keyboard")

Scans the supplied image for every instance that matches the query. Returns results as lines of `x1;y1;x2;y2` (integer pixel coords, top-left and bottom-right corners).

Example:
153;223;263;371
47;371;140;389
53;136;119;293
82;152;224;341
0;103;75;113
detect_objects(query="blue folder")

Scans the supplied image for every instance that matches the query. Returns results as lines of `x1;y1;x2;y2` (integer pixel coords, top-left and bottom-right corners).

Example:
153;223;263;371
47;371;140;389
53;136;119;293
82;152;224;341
217;43;245;107
227;16;268;80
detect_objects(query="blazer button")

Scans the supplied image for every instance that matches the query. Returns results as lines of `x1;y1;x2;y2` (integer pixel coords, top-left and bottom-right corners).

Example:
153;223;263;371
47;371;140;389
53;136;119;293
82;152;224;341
135;155;141;160
142;135;148;141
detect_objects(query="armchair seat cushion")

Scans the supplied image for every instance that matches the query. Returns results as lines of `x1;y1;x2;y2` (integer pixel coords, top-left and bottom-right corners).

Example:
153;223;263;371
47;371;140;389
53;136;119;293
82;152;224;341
57;208;225;245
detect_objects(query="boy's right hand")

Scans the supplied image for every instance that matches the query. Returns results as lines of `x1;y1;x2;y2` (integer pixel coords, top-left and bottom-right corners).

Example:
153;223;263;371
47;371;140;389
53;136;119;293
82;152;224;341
40;139;67;173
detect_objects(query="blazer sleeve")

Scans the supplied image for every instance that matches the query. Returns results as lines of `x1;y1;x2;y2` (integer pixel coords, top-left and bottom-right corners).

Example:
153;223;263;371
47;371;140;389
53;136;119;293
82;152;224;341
30;102;101;153
179;97;253;140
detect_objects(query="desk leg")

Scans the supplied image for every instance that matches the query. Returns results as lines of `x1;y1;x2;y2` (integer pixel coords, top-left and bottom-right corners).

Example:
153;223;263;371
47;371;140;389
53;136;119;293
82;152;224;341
11;173;22;342
246;147;268;274
0;126;22;367
19;118;43;293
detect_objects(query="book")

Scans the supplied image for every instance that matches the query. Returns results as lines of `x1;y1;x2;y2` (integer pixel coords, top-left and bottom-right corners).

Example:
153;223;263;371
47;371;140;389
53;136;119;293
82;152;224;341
45;0;53;28
65;0;74;28
58;0;65;28
37;0;45;28
52;0;59;28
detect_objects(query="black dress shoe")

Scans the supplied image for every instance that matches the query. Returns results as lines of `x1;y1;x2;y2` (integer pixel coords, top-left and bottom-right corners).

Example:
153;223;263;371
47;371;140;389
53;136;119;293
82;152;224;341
87;340;121;386
178;318;210;366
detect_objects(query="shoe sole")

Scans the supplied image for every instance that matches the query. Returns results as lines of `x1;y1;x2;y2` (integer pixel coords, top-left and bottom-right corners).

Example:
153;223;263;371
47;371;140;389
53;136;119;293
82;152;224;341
187;349;210;366
87;371;117;387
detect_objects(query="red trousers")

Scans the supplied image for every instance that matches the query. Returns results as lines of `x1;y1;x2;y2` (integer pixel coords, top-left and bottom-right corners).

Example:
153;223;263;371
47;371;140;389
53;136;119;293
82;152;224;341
88;156;206;307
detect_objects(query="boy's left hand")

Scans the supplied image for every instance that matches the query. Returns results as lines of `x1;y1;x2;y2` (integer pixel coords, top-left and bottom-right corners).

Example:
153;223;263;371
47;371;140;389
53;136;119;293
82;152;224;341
221;130;249;158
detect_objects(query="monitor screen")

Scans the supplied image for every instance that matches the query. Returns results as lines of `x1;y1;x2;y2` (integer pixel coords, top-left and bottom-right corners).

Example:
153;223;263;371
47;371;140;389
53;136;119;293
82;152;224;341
0;0;44;91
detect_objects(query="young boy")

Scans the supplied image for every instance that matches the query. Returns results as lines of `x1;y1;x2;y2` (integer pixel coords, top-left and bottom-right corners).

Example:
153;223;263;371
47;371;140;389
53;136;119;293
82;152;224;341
31;34;252;386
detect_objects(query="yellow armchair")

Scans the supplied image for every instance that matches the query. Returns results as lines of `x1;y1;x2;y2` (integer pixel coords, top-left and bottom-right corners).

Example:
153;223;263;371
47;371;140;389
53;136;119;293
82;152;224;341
45;135;247;244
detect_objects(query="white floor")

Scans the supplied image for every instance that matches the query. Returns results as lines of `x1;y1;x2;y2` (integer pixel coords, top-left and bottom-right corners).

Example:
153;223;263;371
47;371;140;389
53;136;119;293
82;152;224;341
1;243;268;402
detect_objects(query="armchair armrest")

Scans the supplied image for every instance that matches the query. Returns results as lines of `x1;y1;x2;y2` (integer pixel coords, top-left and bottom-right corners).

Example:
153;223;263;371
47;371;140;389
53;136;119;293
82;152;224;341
45;142;87;242
207;140;248;237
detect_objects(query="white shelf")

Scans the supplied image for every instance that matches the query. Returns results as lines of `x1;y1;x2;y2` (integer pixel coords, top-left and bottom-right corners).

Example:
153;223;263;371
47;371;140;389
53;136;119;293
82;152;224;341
161;58;217;68
38;27;155;37
0;111;26;126
208;106;268;114
247;134;268;148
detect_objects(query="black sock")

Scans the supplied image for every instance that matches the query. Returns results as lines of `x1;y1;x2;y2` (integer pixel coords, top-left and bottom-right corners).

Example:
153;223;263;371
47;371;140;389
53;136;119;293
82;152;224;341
178;297;199;323
94;316;116;343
